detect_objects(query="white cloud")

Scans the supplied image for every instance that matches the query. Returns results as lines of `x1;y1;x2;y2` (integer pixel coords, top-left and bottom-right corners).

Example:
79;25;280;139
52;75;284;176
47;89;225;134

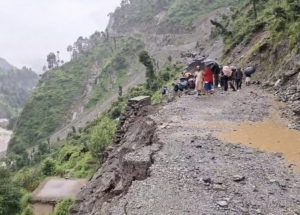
0;0;120;73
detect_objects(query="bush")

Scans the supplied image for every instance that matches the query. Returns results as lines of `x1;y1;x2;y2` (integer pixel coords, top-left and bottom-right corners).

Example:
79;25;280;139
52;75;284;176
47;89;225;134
20;193;32;210
52;199;74;215
21;206;35;215
41;158;56;176
110;106;121;119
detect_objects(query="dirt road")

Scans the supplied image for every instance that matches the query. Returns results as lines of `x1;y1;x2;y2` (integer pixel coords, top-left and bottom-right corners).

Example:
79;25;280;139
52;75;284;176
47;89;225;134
73;86;300;215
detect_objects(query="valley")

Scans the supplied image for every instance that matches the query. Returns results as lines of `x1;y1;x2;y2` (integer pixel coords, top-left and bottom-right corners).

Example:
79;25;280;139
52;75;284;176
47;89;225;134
1;0;300;215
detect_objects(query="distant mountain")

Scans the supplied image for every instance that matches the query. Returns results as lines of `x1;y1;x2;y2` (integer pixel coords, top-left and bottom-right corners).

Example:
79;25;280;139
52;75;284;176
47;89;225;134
0;58;39;118
0;58;17;71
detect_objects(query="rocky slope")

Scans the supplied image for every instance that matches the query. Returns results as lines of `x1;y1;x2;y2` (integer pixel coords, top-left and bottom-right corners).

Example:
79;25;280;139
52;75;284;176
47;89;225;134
71;87;300;215
211;0;300;128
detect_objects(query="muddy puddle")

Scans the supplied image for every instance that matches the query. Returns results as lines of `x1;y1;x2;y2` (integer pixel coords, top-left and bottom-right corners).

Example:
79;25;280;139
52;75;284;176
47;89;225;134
215;111;300;168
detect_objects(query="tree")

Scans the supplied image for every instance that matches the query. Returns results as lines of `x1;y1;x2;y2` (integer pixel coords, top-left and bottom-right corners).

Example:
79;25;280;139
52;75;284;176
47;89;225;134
0;168;22;215
47;52;56;69
41;158;56;176
42;65;47;72
87;118;116;159
56;51;60;67
252;0;257;19
67;45;73;59
139;51;158;91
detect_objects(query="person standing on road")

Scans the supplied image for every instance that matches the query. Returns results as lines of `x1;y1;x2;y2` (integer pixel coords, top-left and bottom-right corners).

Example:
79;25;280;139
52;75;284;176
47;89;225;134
203;66;214;95
211;64;220;88
235;67;243;90
245;73;252;86
222;66;236;91
194;66;204;96
161;86;168;96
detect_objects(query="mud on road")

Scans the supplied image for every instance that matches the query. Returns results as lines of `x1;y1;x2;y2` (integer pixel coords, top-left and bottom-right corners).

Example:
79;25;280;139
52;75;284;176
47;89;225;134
73;87;300;215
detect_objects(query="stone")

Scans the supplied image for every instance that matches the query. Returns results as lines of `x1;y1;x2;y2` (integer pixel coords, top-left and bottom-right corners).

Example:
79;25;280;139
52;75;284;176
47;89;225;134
283;58;294;70
233;175;245;182
217;201;228;207
203;177;212;184
284;70;299;77
213;184;226;191
274;79;281;89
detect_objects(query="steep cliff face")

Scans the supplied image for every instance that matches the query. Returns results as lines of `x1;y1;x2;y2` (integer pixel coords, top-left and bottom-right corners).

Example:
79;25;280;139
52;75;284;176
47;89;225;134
107;0;244;64
0;58;39;119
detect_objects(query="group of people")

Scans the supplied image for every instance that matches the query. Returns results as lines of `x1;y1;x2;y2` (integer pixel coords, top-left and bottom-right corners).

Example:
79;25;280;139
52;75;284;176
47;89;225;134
194;65;253;95
169;64;253;97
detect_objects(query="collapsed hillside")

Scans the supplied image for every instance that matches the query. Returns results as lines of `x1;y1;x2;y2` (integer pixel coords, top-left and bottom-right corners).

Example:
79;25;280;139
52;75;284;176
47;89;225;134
71;87;300;215
0;58;39;119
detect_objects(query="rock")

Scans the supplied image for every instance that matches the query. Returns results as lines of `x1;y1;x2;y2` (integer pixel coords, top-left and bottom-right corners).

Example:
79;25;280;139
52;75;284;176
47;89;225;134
233;175;245;182
274;79;281;89
284;70;298;77
203;177;212;184
217;201;228;207
213;184;226;191
298;72;300;84
283;58;294;70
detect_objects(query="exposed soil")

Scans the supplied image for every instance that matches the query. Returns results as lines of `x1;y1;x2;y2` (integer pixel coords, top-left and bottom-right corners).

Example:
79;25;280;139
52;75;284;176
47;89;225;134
72;86;300;215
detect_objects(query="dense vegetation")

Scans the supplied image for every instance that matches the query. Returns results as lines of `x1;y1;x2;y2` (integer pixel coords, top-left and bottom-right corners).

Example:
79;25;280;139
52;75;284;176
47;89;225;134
0;61;38;118
9;35;144;154
0;168;22;215
211;0;300;55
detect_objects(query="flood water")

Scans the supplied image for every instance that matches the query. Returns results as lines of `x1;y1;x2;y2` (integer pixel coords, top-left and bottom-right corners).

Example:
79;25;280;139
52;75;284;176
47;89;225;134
217;112;300;168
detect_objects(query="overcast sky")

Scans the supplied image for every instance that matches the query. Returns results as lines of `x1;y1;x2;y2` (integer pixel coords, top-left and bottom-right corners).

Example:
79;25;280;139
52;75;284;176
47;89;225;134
0;0;120;73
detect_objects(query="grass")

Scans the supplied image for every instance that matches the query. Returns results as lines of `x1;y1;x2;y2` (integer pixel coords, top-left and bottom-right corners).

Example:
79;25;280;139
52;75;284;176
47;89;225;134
214;0;300;54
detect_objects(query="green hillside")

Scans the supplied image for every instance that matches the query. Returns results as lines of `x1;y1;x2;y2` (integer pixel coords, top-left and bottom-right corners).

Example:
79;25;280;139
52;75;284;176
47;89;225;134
0;63;39;118
211;0;300;76
9;36;144;154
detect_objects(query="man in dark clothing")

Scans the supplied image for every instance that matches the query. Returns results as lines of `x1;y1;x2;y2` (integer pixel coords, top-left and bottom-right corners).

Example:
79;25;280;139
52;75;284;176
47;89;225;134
235;68;243;90
211;64;220;87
